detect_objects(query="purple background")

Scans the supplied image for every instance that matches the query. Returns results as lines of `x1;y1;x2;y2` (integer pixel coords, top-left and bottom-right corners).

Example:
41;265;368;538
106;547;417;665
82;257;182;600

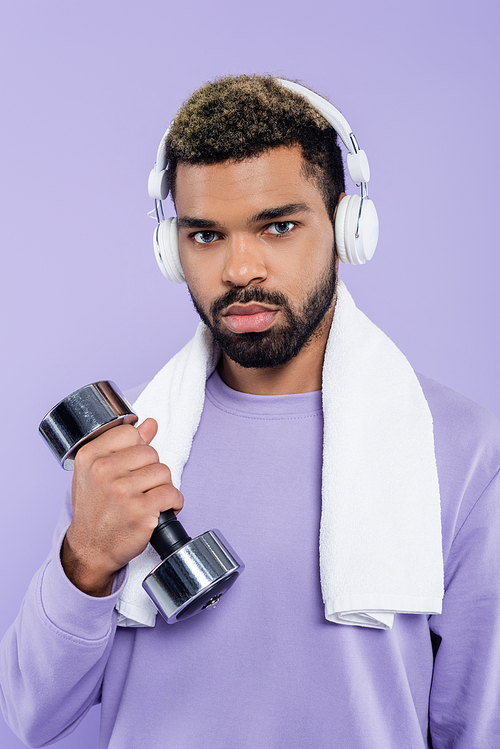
1;0;498;746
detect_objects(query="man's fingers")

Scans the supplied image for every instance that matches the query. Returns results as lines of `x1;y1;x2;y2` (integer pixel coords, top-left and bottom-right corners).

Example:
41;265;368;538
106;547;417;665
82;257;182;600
74;419;158;467
146;484;185;515
94;444;160;476
112;460;174;498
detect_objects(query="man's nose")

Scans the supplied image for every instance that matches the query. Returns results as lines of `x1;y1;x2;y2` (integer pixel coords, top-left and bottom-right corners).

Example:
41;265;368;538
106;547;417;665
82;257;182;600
221;233;268;287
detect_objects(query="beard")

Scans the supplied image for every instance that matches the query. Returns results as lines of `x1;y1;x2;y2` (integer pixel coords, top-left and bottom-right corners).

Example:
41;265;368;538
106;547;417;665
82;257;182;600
187;250;337;369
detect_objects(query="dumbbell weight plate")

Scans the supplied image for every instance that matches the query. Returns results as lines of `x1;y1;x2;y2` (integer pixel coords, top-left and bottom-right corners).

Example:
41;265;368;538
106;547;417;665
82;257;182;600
39;381;138;470
143;530;243;624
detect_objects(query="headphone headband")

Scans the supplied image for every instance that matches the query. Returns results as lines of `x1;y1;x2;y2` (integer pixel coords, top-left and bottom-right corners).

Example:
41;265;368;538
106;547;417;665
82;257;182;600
275;79;371;187
276;79;355;154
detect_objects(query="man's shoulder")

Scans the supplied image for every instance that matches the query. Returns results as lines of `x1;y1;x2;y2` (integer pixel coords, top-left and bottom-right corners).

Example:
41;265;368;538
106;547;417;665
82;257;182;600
416;374;500;559
417;372;500;494
417;372;500;445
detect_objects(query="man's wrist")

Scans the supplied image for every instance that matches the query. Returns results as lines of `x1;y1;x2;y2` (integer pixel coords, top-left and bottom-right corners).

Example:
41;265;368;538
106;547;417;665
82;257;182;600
61;535;117;597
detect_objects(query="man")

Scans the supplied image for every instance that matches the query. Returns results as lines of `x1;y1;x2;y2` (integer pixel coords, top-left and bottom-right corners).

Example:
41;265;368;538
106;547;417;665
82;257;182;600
1;75;500;748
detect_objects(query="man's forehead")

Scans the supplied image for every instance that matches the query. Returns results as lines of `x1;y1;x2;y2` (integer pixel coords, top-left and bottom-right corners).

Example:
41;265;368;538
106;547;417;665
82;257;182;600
174;144;323;219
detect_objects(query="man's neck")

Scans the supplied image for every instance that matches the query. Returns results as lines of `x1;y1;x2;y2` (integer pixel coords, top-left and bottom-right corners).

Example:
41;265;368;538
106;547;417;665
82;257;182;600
217;304;335;395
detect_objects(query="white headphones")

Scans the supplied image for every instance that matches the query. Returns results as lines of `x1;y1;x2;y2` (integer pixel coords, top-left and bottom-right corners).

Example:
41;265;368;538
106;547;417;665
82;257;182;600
148;78;379;283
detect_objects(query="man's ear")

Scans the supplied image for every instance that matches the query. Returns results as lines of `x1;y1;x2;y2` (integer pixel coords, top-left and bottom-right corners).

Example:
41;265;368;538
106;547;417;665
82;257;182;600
332;193;346;261
333;192;346;222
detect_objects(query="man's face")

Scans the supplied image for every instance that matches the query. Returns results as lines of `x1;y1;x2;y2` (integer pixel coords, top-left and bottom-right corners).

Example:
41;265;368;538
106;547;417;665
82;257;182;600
175;145;338;369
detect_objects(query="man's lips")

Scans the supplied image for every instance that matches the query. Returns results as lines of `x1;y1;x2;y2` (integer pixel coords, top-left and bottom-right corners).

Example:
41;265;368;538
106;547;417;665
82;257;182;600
222;303;279;333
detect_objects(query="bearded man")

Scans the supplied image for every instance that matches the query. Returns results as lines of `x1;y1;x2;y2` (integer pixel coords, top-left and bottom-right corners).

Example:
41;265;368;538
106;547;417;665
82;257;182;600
2;75;500;749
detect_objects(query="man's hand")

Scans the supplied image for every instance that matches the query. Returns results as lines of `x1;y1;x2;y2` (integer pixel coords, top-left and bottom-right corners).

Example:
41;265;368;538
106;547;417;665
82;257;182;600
61;418;183;597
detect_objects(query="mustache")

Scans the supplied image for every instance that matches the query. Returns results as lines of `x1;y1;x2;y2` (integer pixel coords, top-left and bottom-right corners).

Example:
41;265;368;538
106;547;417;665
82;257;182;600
210;285;289;317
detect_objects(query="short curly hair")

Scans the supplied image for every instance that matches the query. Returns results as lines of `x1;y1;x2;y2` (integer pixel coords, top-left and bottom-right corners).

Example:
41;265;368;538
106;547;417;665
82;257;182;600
165;74;346;221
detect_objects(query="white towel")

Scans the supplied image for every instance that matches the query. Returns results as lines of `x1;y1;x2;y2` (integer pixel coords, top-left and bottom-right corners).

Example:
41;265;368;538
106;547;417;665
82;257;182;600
116;281;443;630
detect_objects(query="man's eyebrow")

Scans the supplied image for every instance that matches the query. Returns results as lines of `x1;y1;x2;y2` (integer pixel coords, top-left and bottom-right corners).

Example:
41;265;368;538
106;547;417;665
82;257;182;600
177;217;224;230
177;203;311;231
248;203;311;225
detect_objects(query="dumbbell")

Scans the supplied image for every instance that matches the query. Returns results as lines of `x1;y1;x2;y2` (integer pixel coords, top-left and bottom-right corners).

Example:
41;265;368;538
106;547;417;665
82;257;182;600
39;381;244;624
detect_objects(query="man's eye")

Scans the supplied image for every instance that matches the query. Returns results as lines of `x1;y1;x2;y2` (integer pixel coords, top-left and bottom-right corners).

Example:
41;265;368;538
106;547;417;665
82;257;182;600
193;231;220;244
266;221;295;236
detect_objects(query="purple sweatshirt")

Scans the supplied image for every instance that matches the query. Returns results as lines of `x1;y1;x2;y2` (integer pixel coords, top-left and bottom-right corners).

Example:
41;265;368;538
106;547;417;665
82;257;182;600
2;370;500;748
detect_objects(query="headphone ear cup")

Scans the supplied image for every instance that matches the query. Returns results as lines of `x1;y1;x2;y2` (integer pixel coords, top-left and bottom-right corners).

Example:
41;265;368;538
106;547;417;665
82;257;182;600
153;217;186;283
335;195;379;265
356;198;379;264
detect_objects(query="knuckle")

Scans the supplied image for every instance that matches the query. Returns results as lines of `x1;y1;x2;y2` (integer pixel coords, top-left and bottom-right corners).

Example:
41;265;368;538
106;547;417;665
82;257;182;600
127;444;159;470
168;487;184;511
142;444;160;464
158;462;172;483
142;461;171;484
136;462;160;484
74;440;94;468
112;476;128;499
119;424;141;442
175;491;184;511
89;455;111;483
147;485;184;514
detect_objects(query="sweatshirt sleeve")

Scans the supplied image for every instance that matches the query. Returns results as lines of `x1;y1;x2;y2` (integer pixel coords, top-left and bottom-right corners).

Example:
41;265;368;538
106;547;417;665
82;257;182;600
0;491;128;748
428;467;500;748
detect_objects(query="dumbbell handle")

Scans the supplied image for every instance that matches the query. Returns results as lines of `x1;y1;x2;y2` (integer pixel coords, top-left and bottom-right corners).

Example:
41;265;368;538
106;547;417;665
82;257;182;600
152;510;192;559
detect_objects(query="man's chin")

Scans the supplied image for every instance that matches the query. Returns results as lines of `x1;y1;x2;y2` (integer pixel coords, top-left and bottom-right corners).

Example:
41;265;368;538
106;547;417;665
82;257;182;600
211;324;303;369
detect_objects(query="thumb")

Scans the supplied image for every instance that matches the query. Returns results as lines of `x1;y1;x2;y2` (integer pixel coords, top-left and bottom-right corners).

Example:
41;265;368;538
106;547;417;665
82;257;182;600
137;417;158;445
